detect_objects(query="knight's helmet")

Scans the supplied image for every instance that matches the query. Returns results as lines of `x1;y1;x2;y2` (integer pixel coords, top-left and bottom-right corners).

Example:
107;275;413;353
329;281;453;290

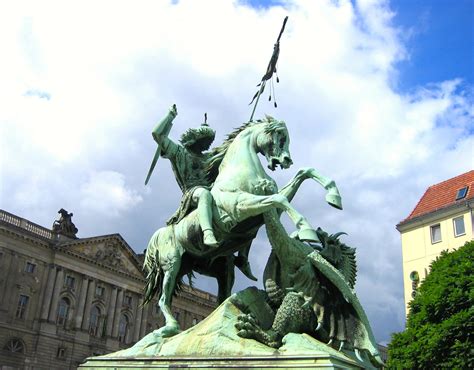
180;113;215;151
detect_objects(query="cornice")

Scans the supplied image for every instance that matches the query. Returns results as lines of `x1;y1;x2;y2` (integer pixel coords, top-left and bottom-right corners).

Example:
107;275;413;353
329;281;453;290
397;198;474;232
57;247;145;283
59;233;143;272
0;223;52;249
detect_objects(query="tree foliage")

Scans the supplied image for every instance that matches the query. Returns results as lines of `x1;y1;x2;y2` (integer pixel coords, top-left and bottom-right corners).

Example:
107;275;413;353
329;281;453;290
387;241;473;369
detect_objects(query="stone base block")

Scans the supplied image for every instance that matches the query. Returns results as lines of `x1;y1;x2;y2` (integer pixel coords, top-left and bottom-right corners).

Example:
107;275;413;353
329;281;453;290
80;353;363;369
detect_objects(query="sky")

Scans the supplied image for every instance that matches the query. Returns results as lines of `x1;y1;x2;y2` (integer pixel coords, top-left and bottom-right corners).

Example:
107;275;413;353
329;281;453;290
1;0;473;345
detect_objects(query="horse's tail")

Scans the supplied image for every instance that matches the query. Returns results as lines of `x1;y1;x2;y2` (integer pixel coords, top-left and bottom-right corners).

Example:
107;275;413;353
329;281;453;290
143;229;163;305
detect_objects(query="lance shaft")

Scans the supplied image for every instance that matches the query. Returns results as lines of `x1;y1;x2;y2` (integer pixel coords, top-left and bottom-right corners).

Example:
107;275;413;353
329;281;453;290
249;16;288;122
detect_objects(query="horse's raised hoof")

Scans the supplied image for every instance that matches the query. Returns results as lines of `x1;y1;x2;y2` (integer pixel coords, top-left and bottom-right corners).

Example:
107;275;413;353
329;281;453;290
325;187;343;210
297;228;319;242
153;324;181;338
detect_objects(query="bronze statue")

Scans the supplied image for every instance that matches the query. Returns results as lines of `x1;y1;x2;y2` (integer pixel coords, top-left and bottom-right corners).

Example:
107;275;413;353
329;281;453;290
52;208;78;238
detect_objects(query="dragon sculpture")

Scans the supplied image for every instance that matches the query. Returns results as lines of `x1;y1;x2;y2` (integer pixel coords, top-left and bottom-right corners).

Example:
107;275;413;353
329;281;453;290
235;210;384;367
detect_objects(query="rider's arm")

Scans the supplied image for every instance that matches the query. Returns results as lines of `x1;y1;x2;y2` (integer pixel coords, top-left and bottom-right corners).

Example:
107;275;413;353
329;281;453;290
152;104;179;159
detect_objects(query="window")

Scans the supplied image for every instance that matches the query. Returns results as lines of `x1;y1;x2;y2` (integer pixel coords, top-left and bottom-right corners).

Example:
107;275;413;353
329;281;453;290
123;295;132;306
455;186;469;200
430;224;441;243
57;347;66;359
118;314;129;343
64;275;75;289
95;286;105;298
57;298;70;327
89;306;101;337
4;339;25;354
453;216;466;237
24;262;36;273
15;295;29;319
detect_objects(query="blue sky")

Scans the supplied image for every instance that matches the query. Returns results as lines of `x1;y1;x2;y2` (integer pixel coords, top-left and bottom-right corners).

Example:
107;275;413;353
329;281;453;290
391;0;473;91
1;0;472;345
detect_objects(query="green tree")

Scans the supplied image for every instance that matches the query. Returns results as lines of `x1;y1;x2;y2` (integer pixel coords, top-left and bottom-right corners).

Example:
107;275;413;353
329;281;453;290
387;241;473;369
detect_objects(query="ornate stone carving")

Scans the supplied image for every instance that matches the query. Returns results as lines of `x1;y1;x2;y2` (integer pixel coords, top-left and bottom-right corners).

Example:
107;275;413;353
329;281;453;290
95;241;124;268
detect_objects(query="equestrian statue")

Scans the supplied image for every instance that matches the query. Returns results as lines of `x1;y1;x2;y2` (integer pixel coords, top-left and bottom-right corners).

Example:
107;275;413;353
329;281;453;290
142;105;342;338
80;16;383;369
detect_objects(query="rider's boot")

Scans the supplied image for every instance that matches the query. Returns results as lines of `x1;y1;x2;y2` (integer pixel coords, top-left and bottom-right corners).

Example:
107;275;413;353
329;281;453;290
203;228;219;248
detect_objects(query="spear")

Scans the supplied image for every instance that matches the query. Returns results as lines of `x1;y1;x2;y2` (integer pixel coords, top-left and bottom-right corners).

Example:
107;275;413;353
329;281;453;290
249;16;288;122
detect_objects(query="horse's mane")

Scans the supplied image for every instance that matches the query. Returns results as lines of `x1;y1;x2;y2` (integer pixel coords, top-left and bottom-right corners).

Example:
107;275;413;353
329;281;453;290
206;121;255;181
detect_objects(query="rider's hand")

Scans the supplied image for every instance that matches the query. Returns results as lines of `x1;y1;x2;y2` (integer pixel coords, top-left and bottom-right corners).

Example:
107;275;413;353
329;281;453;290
170;104;178;117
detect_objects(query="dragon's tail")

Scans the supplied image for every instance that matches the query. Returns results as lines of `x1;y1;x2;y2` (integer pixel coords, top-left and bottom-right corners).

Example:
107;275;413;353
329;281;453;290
143;229;163;305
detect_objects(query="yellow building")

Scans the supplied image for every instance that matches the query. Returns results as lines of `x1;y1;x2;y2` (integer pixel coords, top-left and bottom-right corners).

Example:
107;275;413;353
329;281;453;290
396;170;474;315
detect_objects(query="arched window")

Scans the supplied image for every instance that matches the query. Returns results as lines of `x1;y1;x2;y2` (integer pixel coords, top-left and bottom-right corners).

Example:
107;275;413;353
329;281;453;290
4;338;25;354
89;305;101;337
118;314;129;343
56;298;70;327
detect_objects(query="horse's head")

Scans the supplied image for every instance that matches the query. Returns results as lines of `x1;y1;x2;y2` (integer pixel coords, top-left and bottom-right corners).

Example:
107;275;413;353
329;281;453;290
256;116;293;171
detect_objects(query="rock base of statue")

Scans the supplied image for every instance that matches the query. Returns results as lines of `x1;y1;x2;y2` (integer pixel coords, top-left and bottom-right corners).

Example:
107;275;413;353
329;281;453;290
79;287;376;370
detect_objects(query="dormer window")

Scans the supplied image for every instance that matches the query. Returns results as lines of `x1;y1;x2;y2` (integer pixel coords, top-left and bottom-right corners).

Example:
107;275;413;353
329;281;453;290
455;186;468;200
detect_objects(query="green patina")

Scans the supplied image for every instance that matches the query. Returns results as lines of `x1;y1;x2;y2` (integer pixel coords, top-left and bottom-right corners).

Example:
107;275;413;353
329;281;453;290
81;104;383;369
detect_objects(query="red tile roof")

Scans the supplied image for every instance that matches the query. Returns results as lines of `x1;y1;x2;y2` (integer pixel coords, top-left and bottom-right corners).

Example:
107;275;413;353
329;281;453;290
401;170;474;223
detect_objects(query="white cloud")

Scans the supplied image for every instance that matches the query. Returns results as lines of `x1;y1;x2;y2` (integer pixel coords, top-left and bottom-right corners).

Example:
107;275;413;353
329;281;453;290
80;171;142;217
0;0;472;343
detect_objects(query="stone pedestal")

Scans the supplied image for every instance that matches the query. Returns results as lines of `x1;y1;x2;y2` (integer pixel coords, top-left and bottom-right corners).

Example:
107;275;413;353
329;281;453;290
80;353;363;369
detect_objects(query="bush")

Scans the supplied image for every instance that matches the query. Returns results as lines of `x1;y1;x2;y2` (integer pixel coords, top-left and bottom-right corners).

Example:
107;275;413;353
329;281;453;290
387;241;473;369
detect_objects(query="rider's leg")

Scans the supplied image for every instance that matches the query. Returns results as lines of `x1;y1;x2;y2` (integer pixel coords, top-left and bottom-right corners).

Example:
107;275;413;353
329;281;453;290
193;187;219;247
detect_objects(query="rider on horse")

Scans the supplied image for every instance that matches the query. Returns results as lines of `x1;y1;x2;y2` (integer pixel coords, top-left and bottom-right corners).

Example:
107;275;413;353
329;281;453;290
150;104;256;279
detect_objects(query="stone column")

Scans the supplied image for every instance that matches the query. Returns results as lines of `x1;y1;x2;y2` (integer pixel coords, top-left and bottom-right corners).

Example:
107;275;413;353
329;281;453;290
39;265;56;320
81;279;96;331
105;286;118;337
2;252;19;311
112;289;124;337
140;304;149;337
48;267;64;322
74;276;89;329
133;297;144;342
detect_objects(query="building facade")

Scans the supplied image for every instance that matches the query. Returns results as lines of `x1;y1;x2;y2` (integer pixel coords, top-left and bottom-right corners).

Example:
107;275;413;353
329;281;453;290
0;209;217;369
396;171;474;315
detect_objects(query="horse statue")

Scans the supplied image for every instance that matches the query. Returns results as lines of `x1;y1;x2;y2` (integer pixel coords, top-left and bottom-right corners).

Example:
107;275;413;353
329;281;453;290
143;115;342;337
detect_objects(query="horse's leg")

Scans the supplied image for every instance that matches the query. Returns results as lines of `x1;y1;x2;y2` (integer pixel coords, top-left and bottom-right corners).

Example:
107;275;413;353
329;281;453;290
237;193;318;241
235;240;258;281
279;168;342;210
278;168;309;202
154;255;182;337
216;256;235;304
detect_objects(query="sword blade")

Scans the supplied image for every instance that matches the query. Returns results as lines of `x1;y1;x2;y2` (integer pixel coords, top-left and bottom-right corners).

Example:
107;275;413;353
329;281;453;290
144;145;161;185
